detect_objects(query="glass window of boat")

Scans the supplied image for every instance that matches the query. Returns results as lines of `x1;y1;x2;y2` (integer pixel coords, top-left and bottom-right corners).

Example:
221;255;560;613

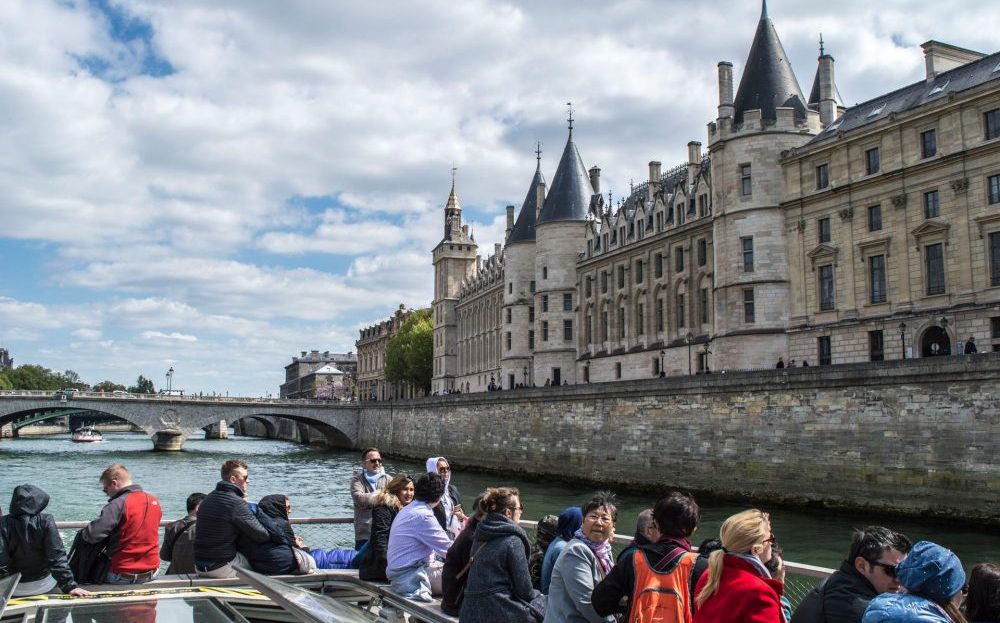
39;598;245;623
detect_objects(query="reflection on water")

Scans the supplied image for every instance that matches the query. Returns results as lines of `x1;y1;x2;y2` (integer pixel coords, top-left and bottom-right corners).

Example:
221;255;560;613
1;432;997;568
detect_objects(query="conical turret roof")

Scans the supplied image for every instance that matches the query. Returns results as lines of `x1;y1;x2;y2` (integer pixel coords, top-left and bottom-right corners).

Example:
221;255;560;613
733;1;807;124
506;161;545;245
537;130;594;224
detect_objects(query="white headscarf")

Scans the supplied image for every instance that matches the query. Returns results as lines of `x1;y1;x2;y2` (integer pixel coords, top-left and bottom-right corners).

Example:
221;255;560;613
426;456;457;534
425;456;450;486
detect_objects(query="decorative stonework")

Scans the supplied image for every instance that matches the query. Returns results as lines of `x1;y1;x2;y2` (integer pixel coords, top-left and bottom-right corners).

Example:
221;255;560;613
951;177;969;195
891;194;908;209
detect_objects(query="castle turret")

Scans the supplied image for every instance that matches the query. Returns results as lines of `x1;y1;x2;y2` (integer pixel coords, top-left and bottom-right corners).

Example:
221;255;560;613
432;173;477;394
808;36;846;128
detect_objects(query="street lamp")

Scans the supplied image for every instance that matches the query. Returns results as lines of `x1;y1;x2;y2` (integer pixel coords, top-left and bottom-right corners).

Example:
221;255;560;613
166;366;174;393
685;333;693;375
898;322;906;359
702;344;712;373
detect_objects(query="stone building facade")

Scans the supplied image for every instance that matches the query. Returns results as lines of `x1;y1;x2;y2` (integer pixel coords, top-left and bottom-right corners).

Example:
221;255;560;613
280;350;357;399
0;348;12;372
356;304;423;401
431;3;1000;392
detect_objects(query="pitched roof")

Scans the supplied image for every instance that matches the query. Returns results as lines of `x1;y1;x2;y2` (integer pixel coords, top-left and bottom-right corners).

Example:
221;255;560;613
809;49;1000;145
506;161;545;245
733;3;808;124
537;130;595;224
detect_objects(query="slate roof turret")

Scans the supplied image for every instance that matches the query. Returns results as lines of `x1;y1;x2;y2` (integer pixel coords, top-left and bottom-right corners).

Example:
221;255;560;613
506;157;545;245
536;128;595;225
733;0;808;125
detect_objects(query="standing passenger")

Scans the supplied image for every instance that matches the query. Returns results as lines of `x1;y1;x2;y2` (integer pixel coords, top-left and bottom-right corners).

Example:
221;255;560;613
351;448;389;550
161;492;205;575
385;473;451;602
426;457;466;537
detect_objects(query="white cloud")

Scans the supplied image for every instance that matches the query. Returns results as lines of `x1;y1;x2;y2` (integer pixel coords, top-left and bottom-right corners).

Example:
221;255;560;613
140;331;198;343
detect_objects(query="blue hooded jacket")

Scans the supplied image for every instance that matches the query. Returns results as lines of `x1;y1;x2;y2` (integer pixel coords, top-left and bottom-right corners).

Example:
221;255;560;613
862;541;965;623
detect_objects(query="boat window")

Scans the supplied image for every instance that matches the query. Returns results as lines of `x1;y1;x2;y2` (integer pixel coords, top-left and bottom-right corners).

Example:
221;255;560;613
234;566;377;623
38;598;245;623
0;573;19;618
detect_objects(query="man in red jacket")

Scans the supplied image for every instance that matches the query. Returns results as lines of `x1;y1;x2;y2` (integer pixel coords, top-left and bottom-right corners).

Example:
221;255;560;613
82;464;163;584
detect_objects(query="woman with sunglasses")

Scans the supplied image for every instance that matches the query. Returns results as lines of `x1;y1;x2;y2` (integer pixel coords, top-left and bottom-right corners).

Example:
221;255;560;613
694;509;785;623
358;473;415;582
862;541;968;623
426;457;466;538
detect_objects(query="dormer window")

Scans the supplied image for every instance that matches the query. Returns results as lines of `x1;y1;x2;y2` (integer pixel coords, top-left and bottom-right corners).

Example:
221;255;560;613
867;103;886;118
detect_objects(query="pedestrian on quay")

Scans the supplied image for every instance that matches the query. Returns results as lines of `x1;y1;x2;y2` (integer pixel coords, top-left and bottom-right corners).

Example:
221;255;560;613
862;541;967;623
385;472;452;602
543;492;618;623
965;336;978;354
0;485;90;597
693;509;784;623
426;456;466;538
441;493;486;616
351;447;389;550
161;492;205;575
459;487;543;623
964;562;1000;623
81;464;162;585
792;526;912;623
194;459;281;578
539;506;583;595
776;357;785;368
593;491;701;623
358;473;415;582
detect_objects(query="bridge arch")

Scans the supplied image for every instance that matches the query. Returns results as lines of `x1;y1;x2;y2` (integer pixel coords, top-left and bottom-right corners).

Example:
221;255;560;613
187;411;353;449
0;405;155;437
232;415;278;439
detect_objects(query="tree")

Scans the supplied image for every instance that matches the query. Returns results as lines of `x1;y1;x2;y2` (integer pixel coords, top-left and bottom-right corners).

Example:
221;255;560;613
0;373;12;390
385;308;433;394
4;364;63;390
128;375;155;394
58;369;89;390
92;380;127;393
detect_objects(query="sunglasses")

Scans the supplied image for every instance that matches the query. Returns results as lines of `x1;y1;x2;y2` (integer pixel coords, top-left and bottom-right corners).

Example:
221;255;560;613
871;561;897;577
366;458;382;464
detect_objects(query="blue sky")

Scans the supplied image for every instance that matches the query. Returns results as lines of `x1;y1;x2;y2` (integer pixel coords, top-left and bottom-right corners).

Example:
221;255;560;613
0;0;997;396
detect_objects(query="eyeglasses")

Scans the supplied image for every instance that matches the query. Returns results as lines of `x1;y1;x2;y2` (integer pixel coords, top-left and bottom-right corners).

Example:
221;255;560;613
871;561;897;577
585;513;614;524
762;533;775;544
438;467;450;473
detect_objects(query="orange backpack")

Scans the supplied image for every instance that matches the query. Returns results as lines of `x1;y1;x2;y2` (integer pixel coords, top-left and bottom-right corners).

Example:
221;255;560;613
629;547;697;623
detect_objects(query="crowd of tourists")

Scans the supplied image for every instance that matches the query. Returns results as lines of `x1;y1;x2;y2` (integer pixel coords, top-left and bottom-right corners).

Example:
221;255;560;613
1;450;999;623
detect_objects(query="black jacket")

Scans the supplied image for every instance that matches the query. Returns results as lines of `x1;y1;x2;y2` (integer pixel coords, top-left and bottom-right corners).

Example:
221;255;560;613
432;485;461;532
593;537;698;619
358;504;398;582
193;481;279;566
239;502;295;575
440;514;480;614
257;496;296;547
0;485;78;592
791;560;878;623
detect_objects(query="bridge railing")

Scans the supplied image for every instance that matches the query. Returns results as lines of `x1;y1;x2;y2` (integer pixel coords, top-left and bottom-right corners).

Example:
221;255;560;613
0;389;357;407
55;517;831;608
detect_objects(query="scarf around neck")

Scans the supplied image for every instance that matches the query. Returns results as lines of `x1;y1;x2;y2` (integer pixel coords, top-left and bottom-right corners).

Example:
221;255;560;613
574;528;614;576
733;552;772;579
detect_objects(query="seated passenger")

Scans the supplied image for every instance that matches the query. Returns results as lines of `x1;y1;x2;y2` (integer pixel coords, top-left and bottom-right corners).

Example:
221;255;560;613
539;506;583;595
862;541;966;623
528;514;559;590
964;562;1000;623
615;507;660;564
1;485;90;597
240;498;298;576
426;457;466;537
440;493;486;616
161;492;205;575
459;487;541;623
359;474;414;581
385;473;451;602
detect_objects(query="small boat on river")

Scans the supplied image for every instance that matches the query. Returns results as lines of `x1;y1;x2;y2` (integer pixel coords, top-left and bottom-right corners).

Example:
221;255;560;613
71;426;103;443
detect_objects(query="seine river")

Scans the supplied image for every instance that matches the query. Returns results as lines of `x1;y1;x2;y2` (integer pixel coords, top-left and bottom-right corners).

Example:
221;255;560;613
2;432;998;569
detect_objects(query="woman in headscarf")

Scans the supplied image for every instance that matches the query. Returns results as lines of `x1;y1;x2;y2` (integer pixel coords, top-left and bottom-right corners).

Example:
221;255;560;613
862;541;968;623
426;457;466;537
543;492;617;623
540;506;583;594
693;509;783;623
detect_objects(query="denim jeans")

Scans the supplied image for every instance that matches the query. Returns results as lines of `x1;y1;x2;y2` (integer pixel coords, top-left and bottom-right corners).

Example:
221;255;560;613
386;561;433;602
106;570;157;585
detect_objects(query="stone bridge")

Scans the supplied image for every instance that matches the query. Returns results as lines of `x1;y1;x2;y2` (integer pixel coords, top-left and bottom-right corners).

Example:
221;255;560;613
0;392;359;451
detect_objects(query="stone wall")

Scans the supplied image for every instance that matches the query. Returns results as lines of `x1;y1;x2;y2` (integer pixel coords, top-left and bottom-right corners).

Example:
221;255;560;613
356;354;1000;523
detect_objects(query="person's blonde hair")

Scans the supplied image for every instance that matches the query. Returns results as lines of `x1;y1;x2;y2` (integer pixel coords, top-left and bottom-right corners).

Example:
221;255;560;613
943;602;968;623
100;464;131;486
374;473;414;510
695;509;771;608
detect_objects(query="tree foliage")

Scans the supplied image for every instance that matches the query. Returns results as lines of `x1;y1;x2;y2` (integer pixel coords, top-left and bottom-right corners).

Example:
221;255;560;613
92;380;127;393
384;308;433;394
0;373;12;390
3;364;65;390
128;375;155;394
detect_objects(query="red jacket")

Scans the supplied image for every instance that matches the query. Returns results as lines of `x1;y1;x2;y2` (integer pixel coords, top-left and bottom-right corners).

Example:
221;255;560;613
82;485;162;573
693;555;784;623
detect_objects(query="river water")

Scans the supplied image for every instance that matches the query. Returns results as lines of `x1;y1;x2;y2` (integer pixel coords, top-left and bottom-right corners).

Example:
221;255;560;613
2;432;998;570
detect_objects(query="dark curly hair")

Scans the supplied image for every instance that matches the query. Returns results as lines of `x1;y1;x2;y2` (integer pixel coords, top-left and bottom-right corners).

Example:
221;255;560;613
414;472;447;504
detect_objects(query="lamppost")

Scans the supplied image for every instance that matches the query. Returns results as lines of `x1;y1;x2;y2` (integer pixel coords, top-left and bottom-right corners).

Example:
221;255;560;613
659;350;665;376
898;322;906;359
166;366;174;393
685;333;693;375
702;344;712;373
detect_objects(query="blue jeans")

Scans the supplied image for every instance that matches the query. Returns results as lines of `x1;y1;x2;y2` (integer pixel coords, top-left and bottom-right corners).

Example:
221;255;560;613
106;570;157;585
386;561;432;602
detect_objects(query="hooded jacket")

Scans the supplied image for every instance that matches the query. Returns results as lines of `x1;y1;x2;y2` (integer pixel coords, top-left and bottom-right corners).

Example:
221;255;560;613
862;593;952;623
239;501;296;576
257;495;296;547
0;485;78;592
458;512;538;623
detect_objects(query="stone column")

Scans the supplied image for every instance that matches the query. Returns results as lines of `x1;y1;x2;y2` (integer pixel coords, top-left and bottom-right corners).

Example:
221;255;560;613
205;419;229;439
152;430;185;451
1;422;13;439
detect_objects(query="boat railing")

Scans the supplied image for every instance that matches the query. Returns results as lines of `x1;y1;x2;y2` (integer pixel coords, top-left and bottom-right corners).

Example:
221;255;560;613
56;517;833;608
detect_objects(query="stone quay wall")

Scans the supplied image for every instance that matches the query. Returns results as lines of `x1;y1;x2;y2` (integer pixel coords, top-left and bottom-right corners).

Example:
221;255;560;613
356;354;1000;523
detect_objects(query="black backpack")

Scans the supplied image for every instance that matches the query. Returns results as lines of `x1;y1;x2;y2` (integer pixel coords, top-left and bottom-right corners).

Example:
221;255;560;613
68;529;114;584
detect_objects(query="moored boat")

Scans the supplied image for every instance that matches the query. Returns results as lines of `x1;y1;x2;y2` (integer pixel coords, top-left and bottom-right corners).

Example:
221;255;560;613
71;426;103;443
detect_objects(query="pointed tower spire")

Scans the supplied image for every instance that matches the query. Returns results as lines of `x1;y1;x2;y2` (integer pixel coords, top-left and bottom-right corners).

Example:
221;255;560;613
443;167;463;240
566;102;574;138
537;119;595;225
732;3;808;124
507;147;547;245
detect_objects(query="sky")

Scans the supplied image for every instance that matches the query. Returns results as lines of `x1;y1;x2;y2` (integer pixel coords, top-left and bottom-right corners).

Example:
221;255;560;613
0;0;997;396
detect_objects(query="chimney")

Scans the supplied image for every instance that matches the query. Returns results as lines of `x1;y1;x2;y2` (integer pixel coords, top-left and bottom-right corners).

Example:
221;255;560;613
717;61;734;119
536;179;546;217
818;54;838;128
494;242;501;258
589;166;601;193
687;141;702;185
300;351;306;358
922;40;985;82
505;205;515;239
476;255;482;270
648;161;661;184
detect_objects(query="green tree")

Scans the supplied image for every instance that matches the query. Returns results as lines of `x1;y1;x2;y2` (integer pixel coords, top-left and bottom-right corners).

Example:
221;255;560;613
385;308;433;394
128;375;155;394
92;380;127;393
58;369;89;390
4;364;63;390
0;373;12;390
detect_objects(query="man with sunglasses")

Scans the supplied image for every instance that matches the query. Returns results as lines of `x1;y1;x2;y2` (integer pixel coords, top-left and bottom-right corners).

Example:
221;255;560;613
792;526;911;623
351;448;389;549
